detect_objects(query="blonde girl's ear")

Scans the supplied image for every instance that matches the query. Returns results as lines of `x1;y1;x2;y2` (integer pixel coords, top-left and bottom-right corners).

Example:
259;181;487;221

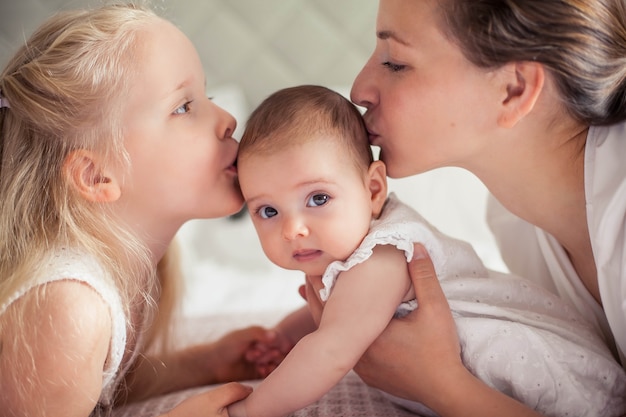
63;150;121;203
497;61;545;128
367;160;388;218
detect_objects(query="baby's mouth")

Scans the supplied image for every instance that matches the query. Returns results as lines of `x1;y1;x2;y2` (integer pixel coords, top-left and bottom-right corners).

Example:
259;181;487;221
293;249;322;262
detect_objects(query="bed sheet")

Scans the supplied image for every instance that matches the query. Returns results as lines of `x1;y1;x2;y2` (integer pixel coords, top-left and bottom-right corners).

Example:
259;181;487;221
113;313;421;417
113;371;419;417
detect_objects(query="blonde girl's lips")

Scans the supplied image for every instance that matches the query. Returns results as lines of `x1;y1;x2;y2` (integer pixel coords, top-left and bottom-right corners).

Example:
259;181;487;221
293;249;322;262
225;156;238;174
226;164;237;175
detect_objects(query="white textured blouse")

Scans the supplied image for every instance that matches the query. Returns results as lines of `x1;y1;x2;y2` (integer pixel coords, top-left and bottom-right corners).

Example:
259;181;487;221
487;121;626;365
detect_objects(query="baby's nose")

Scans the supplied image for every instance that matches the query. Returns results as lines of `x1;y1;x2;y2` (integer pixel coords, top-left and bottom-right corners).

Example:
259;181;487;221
282;216;309;240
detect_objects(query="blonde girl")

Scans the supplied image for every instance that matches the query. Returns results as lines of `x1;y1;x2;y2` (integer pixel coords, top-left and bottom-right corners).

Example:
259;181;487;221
0;4;273;416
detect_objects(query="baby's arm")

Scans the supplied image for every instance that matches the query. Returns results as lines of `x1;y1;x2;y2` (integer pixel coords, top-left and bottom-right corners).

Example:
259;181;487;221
273;305;318;344
228;244;411;417
0;281;112;417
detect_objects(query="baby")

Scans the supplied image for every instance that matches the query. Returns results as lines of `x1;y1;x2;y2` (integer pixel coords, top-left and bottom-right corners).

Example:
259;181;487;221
230;85;626;417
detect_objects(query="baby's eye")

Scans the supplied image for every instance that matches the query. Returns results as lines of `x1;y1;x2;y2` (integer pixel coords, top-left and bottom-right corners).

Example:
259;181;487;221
382;61;406;72
258;206;278;219
173;101;191;115
307;194;330;207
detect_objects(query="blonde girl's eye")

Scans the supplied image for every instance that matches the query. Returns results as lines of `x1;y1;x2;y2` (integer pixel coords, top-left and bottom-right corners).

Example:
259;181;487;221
307;193;330;207
257;205;278;219
173;101;192;115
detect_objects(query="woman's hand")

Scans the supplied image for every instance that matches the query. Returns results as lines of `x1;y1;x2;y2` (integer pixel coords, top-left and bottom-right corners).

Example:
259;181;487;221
353;243;463;402
351;244;543;417
163;382;252;417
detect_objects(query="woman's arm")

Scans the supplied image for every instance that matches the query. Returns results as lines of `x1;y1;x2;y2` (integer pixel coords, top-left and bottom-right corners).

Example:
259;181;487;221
353;244;544;417
228;245;412;417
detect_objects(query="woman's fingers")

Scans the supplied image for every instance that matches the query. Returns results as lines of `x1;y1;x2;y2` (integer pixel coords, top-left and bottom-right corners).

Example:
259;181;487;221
409;243;450;310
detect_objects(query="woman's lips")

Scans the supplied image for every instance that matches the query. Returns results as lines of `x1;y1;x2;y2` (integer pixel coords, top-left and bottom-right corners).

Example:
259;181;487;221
366;125;380;146
368;131;380;146
293;249;322;262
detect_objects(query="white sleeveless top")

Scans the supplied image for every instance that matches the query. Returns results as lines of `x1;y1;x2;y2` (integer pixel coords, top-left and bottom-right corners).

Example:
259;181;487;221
0;247;128;408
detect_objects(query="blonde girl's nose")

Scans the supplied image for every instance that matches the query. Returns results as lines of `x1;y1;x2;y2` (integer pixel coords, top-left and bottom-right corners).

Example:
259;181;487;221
212;100;237;140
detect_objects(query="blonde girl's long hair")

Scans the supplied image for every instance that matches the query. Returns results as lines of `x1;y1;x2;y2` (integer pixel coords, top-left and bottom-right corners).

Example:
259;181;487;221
0;3;180;355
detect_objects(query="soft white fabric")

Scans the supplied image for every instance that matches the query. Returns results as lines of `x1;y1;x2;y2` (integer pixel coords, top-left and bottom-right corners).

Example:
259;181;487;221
320;193;486;316
321;194;626;417
487;121;626;365
0;247;128;409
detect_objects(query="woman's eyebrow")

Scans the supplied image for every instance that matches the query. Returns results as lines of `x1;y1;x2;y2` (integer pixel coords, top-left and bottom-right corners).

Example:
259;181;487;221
377;30;411;46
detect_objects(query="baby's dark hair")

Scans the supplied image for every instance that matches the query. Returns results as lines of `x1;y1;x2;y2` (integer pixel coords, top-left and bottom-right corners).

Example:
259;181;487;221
239;85;374;172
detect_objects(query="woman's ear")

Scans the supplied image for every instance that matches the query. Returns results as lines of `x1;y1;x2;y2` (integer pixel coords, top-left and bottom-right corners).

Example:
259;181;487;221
367;160;388;218
497;61;545;128
63;150;121;203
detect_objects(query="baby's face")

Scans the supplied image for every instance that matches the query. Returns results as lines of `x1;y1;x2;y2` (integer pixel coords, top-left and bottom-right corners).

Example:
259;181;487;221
238;138;375;277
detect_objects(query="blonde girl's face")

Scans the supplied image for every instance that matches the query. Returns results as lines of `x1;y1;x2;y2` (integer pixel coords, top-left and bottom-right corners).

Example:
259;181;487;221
350;0;501;178
120;18;243;226
238;139;376;277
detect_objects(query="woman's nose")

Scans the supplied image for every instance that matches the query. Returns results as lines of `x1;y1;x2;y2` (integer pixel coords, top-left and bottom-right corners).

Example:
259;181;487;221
350;59;376;110
282;216;309;241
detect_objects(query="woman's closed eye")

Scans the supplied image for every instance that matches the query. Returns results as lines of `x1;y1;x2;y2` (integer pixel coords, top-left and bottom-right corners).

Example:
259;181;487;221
382;61;406;72
307;193;330;207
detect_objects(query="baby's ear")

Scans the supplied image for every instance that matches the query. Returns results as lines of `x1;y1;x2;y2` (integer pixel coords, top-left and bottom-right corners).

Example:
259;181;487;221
367;160;388;218
63;150;121;203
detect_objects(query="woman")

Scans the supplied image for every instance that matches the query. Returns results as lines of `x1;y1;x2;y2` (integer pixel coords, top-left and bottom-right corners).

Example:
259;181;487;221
339;0;626;415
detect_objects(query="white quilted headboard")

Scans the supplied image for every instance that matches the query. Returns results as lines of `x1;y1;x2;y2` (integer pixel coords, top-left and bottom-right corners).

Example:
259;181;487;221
0;0;377;114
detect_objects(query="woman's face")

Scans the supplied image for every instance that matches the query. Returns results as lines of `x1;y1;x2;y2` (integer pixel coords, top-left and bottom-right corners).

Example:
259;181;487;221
351;0;501;178
120;18;243;229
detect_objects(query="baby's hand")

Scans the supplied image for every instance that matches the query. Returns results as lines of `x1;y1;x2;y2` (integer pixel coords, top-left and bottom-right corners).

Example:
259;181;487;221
244;329;293;378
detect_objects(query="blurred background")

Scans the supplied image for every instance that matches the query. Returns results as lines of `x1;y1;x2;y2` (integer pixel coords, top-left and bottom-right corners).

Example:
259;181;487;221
0;0;377;120
0;0;504;319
